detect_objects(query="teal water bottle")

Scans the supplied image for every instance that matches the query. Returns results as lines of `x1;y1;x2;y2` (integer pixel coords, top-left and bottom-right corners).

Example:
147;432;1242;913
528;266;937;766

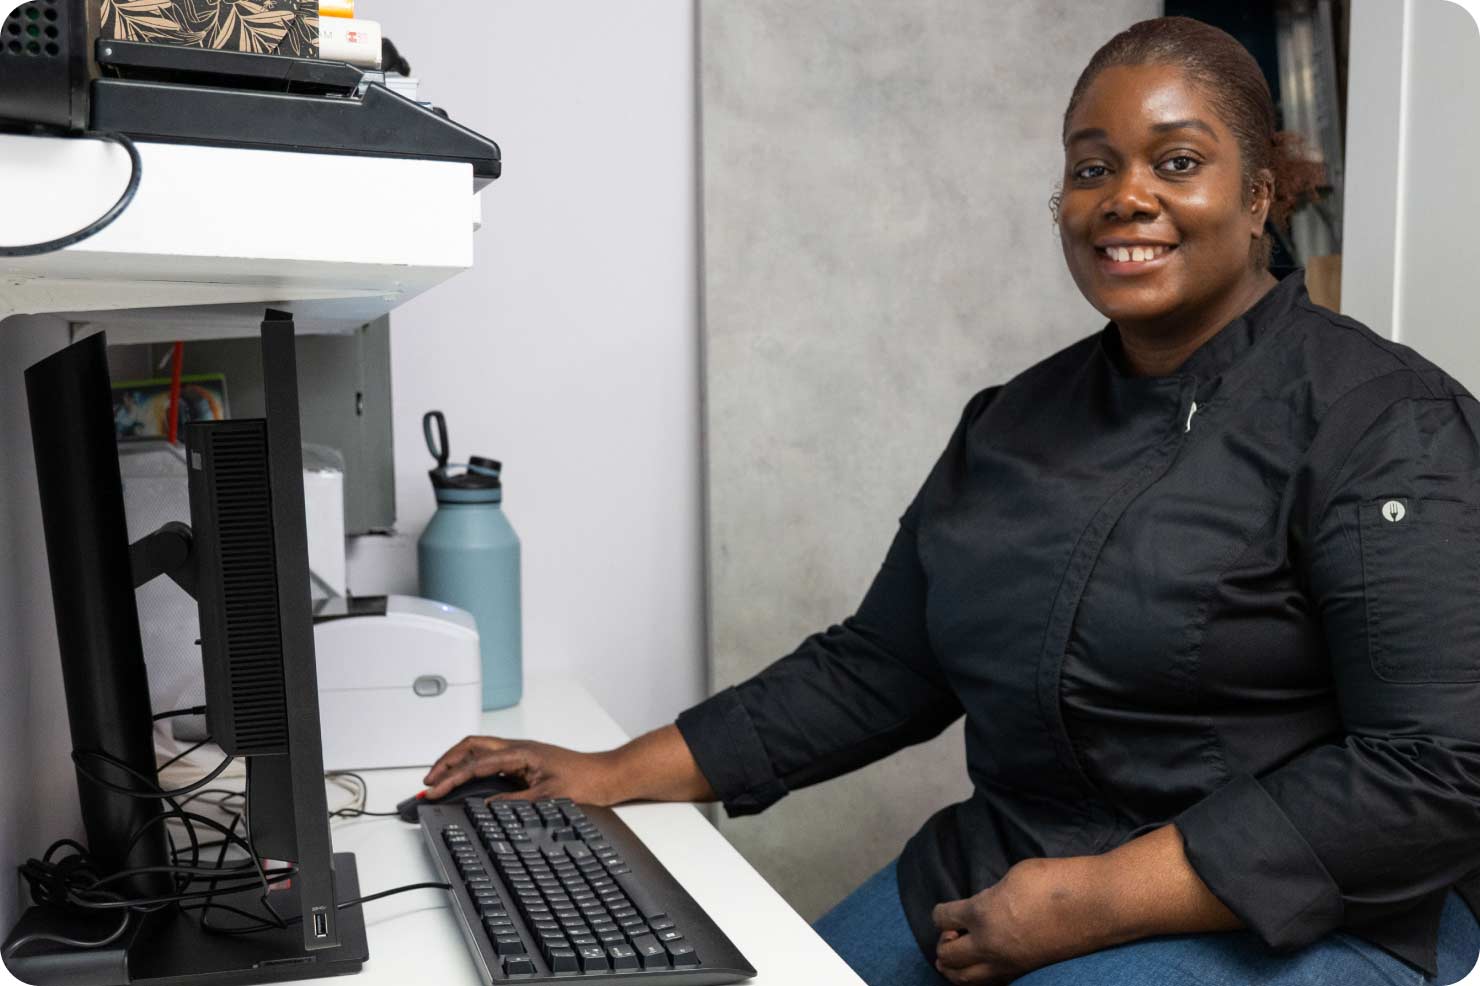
417;410;522;710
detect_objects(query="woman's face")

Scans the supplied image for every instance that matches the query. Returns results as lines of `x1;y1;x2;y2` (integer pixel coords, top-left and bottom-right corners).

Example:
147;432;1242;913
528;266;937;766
1057;63;1270;334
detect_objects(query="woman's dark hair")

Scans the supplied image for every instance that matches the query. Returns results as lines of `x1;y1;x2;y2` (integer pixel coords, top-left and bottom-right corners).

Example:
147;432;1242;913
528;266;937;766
1053;16;1326;269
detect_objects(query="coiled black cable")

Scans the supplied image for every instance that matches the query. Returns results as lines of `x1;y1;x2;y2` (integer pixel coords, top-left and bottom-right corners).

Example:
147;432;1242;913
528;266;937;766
0;132;142;257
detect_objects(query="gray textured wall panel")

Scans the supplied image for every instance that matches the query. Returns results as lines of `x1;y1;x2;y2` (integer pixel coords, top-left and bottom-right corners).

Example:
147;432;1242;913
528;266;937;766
700;0;1161;921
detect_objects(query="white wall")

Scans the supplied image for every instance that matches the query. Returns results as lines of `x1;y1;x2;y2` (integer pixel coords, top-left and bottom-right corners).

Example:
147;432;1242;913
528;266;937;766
365;1;705;737
1344;0;1480;381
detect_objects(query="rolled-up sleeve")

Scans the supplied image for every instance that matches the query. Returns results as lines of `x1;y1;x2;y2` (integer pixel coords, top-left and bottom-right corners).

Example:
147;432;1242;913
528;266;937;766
1177;388;1480;950
676;391;999;817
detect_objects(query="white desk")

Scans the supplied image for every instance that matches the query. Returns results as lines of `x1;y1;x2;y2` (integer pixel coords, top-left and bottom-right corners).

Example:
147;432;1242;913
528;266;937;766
315;675;864;985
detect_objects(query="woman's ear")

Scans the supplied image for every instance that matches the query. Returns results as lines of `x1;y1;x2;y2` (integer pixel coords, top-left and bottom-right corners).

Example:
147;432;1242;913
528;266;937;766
1250;167;1275;235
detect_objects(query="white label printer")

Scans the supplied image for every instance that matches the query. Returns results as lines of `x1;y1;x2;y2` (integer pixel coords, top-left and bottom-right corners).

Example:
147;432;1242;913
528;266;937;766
313;594;482;771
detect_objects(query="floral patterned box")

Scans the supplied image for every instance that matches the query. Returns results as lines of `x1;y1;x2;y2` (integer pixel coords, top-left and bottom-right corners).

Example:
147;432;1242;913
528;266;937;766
99;0;319;58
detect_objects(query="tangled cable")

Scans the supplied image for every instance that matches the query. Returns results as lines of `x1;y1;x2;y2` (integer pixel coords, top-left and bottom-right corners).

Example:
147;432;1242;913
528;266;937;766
8;708;448;958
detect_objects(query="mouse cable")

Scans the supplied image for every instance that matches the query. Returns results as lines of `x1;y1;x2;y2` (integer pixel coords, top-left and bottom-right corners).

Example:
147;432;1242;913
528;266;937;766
325;770;401;818
0;131;142;258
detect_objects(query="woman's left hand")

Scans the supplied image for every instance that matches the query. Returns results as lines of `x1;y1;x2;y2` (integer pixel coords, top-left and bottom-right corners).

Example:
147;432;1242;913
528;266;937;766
930;855;1111;984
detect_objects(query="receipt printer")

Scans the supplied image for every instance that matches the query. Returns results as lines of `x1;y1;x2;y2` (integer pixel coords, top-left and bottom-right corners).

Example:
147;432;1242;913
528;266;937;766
314;594;481;771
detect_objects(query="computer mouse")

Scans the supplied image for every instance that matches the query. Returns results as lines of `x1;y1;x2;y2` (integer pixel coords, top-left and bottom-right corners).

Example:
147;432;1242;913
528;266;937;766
396;774;528;823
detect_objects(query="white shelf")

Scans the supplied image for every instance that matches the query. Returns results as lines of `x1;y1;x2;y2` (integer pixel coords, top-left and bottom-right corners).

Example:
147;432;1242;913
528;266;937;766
0;134;481;337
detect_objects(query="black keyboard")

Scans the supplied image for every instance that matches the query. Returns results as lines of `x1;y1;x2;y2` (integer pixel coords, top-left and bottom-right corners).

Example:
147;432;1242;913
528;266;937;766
418;797;756;984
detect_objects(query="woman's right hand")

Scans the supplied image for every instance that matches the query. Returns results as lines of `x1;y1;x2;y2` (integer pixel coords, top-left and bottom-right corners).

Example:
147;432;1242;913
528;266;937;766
422;735;625;805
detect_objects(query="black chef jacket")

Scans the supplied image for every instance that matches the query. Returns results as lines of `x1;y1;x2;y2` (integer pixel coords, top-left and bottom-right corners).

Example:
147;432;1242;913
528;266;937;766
676;268;1480;976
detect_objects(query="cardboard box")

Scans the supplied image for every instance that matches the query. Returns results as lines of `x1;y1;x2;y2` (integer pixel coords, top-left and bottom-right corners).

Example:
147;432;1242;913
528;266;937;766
99;0;319;58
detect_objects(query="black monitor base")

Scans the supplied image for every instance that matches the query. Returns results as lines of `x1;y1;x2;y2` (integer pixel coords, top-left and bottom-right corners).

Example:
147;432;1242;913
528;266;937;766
4;853;368;986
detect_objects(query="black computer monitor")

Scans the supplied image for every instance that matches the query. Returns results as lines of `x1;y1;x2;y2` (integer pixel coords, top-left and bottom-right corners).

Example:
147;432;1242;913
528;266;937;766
5;312;367;985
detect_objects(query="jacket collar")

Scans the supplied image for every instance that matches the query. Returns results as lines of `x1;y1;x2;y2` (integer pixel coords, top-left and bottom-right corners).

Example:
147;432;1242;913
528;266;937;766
1097;267;1308;389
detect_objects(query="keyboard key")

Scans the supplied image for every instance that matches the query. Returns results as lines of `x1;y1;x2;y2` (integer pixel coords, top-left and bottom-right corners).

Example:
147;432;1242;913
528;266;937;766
502;955;535;976
611;872;664;921
492;934;526;956
578;945;610;972
608;944;640;970
667;941;700;967
656;928;683;943
598;930;626;945
648;915;675;932
631;934;668;970
570;934;598;947
546;947;578;972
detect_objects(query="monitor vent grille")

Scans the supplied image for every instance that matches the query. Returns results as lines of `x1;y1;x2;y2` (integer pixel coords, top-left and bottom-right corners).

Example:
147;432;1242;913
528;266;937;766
3;1;62;59
211;427;290;754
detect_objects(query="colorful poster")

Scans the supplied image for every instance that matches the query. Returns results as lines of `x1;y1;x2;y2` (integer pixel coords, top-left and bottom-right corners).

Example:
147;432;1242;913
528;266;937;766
113;375;230;440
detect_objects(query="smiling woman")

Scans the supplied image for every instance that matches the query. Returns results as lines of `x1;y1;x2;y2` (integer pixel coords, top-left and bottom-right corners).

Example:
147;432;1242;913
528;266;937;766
1051;17;1325;378
421;14;1480;986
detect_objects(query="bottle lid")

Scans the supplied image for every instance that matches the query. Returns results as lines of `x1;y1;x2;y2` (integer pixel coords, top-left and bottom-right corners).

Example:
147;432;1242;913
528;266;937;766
428;460;502;493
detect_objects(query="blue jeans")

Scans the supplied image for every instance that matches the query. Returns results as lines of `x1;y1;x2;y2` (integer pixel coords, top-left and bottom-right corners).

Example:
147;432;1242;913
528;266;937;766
814;859;1480;986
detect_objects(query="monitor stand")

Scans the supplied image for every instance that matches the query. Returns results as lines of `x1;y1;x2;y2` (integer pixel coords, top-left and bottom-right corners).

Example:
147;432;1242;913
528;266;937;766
4;852;368;986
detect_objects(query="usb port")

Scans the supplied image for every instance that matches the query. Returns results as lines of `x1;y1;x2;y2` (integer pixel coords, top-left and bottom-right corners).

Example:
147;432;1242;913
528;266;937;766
312;911;328;938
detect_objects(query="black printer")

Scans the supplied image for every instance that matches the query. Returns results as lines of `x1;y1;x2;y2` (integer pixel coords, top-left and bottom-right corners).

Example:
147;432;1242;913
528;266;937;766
0;1;500;187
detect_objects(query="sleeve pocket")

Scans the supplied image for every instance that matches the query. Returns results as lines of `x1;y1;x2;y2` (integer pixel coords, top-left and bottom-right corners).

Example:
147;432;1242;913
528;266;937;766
1360;497;1480;682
